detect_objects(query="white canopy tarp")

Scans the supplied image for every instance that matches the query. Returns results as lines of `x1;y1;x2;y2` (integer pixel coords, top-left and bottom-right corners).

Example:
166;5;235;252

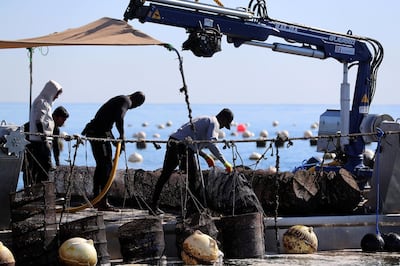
0;17;164;49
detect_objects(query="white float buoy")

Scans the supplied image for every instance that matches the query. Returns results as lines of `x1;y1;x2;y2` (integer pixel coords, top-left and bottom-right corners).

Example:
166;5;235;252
142;122;149;127
266;166;277;174
242;130;254;138
283;225;318;254
166;121;173;127
136;131;146;139
259;130;268;138
278;130;289;140
249;152;262;160
311;122;319;129
158;124;165;129
153;133;161;138
58;237;98;266
128;152;143;163
272;120;279;127
303;130;313;138
181;230;221;265
0;241;15;265
218;130;226;139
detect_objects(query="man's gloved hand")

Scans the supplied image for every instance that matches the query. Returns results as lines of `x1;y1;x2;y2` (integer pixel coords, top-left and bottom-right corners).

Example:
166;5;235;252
205;154;215;167
224;161;233;173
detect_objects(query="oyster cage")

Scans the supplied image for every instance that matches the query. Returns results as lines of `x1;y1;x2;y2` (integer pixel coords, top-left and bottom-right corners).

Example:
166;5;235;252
9;181;58;265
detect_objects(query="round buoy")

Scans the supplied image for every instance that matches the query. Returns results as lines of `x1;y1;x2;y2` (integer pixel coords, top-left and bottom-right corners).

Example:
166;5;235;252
311;122;319;129
142;122;149;127
242;130;253;138
128;152;143;163
382;232;400;252
361;233;385;252
218;130;226;139
157;124;165;129
303;130;313;138
166;121;173;127
181;230;221;265
0;241;15;266
283;225;318;254
272;120;279;127
249;152;262;160
153;133;161;138
278;130;289;140
259;130;268;138
136;131;146;139
59;237;97;266
266;166;277;174
230;132;238;137
237;124;246;133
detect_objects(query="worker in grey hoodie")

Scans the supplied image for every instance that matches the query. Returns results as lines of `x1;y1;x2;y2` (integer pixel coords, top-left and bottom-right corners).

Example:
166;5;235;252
28;80;63;184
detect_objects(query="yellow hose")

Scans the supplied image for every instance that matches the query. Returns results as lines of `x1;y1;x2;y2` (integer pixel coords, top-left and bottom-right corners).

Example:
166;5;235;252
59;142;121;213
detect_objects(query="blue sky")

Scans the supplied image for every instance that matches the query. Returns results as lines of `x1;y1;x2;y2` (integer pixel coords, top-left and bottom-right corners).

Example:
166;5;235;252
0;0;398;105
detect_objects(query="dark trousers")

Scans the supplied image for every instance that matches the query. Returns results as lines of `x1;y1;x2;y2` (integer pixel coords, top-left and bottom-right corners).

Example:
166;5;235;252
89;140;112;197
151;139;198;207
28;141;52;185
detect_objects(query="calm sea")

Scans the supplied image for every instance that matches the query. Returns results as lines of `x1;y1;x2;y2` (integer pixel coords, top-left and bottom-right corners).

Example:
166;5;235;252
2;102;400;172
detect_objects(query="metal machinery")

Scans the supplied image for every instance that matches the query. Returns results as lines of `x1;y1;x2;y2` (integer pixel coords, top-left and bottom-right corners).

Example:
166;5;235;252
0;121;29;229
123;0;399;211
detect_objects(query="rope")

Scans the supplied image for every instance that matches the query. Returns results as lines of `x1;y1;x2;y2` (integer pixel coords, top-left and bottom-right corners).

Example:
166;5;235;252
273;143;281;253
22;129;400;148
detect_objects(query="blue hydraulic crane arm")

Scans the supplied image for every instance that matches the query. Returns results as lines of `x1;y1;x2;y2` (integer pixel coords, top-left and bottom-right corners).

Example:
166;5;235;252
124;0;372;62
124;0;384;171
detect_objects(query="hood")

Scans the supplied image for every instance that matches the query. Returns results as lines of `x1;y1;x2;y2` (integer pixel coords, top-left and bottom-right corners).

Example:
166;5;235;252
38;80;63;103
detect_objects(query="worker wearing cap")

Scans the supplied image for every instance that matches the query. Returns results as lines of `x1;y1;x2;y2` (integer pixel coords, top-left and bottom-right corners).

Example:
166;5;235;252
150;108;234;215
52;106;70;166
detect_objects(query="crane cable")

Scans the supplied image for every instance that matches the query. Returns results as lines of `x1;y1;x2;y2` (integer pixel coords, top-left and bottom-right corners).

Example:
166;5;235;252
57;142;121;213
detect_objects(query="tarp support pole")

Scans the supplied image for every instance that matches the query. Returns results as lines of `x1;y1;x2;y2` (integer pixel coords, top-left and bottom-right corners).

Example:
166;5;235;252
28;48;33;116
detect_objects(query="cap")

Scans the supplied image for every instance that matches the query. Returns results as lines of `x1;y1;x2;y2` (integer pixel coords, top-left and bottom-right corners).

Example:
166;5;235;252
217;108;234;130
53;106;69;118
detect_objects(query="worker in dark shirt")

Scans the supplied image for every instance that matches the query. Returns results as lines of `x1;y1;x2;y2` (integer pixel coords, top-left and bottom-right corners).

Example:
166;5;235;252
82;91;145;211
